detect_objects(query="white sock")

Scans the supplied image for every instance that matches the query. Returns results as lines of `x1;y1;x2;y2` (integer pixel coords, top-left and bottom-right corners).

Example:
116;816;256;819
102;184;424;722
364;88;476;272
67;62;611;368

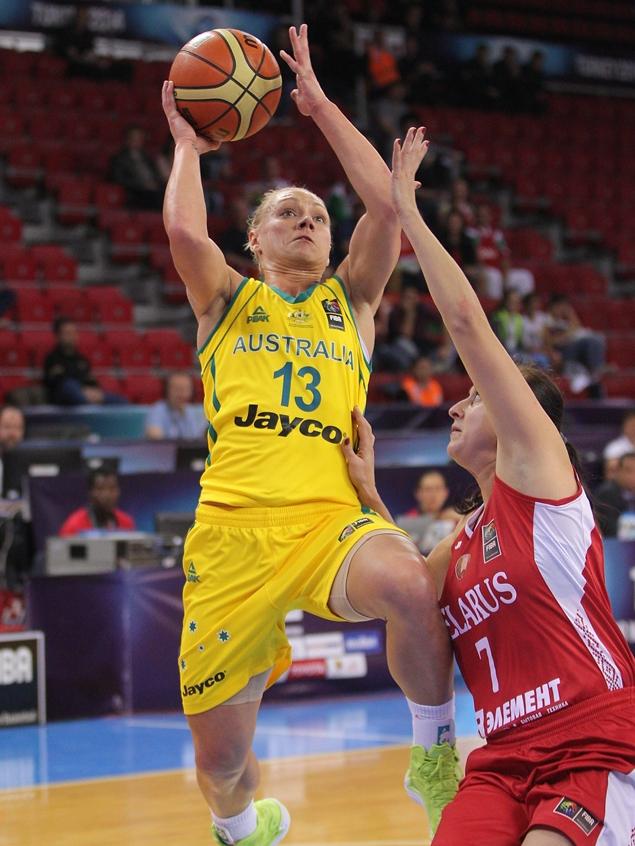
407;695;456;749
212;801;258;844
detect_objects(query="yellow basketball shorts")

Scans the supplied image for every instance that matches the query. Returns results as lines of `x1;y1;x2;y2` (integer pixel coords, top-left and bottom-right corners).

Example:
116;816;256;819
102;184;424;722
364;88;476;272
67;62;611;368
178;501;407;714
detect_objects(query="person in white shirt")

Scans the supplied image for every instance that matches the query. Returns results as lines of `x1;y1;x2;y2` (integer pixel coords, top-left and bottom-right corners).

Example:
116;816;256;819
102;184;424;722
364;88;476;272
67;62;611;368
603;409;635;480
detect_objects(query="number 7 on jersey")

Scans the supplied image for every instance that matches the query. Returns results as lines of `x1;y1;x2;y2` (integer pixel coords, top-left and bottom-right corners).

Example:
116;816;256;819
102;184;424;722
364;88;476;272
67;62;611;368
475;636;500;693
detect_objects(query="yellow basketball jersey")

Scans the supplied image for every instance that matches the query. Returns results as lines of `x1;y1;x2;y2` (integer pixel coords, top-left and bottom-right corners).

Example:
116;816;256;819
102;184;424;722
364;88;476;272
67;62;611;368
197;275;371;507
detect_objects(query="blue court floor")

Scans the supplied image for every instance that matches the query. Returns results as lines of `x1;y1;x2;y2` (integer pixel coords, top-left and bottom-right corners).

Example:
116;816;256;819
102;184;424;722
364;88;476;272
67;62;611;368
0;685;477;791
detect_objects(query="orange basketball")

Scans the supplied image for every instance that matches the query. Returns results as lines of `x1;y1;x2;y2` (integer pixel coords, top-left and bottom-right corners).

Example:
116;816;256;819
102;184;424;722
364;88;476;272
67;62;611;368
169;29;282;143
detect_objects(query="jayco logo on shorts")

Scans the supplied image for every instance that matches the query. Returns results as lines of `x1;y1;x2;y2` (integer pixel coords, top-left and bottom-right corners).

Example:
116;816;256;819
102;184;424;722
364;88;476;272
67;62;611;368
182;671;226;697
0;647;33;685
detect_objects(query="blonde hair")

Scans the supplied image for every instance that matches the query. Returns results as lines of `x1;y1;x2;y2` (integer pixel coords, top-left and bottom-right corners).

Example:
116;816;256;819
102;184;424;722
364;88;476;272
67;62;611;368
245;186;330;267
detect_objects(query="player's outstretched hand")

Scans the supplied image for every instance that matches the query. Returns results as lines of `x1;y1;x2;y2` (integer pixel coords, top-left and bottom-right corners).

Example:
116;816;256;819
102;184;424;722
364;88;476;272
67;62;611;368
341;407;378;505
391;126;429;216
162;81;221;154
279;23;328;117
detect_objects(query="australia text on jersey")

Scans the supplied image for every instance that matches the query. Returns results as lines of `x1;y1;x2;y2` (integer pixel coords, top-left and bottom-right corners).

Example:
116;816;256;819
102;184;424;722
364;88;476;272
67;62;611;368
232;333;355;371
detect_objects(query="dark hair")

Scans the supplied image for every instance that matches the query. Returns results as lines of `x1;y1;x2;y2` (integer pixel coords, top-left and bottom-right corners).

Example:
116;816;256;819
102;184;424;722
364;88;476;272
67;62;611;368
88;467;118;490
53;315;74;335
456;363;590;514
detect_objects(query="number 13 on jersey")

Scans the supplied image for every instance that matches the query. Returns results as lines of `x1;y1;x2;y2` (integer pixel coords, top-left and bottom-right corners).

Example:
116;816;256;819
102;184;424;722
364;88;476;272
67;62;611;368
273;362;322;412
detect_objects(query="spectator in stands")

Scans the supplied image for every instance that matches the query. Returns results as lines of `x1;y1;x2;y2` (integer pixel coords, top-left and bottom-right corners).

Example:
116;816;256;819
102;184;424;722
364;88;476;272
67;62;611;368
0;405;25;492
595;452;635;539
490;290;524;358
472;204;535;299
396;470;459;554
145;372;206;441
438;211;482;292
370;81;411;162
43;317;126;406
366;29;400;96
521;292;550;369
0;405;32;590
440;178;476;226
110;126;165;211
544;295;606;398
217;197;254;277
376;286;443;371
58;467;135;537
603;409;635;480
400;356;444;407
459;43;498;109
398;35;442;106
48;5;129;81
521;50;547;114
0;282;16;326
492;46;523;112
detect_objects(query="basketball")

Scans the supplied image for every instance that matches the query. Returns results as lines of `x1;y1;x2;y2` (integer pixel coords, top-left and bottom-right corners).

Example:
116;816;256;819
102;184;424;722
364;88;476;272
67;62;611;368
169;29;282;143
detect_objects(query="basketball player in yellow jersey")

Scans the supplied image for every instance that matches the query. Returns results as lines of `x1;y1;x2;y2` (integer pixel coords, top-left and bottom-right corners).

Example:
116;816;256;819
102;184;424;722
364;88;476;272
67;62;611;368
162;25;458;846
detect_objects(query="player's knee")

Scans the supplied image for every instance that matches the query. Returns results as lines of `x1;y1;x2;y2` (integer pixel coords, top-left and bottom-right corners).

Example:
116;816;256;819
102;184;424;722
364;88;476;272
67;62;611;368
378;552;437;617
194;738;249;787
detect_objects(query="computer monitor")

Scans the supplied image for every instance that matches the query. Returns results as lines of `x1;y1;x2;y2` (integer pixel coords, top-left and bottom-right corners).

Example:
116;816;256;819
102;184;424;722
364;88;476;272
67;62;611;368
175;443;208;473
2;446;84;499
155;512;195;543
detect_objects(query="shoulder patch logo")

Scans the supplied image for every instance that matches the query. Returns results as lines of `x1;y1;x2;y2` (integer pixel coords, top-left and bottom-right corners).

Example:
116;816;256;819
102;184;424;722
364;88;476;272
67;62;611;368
247;306;269;323
553;797;599;835
322;298;344;331
482;520;502;562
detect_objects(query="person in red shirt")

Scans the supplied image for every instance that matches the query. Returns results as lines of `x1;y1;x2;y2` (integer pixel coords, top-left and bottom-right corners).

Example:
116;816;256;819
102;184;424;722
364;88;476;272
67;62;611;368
59;468;135;537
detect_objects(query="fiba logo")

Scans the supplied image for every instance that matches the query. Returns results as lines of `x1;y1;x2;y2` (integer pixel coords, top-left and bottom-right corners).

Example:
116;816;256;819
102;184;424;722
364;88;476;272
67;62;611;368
0;646;33;685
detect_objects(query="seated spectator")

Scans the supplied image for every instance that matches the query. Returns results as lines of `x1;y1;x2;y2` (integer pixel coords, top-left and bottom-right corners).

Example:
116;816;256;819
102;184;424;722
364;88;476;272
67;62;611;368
370;81;410;162
492;46;523;112
48;6;128;80
544;295;606;398
398;34;443;106
218;197;254;277
521;50;547;114
521;292;550;368
396;470;459;554
400;356;444;407
375;286;443;371
439;178;476;226
0;282;16;326
366;29;400;95
595;452;635;539
459;43;498;109
43;317;126;406
145;372;206;441
110;126;164;210
473;205;535;299
603;409;635;480
439;210;482;292
0;407;32;589
491;290;524;358
59;468;135;537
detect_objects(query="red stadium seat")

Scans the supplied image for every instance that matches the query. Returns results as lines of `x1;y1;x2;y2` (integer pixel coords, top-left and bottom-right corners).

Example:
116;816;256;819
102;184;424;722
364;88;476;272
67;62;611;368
77;330;113;368
110;220;146;263
95;373;123;396
103;330;151;368
2;250;37;284
15;290;54;324
0;208;23;243
48;289;92;323
120;374;164;404
55;177;94;225
6;145;42;187
21;331;56;367
0;332;28;368
31;246;78;287
0;375;29;403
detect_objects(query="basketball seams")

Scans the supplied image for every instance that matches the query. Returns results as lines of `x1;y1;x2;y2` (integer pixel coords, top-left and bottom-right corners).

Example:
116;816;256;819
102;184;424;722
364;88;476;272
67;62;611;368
180;47;235;81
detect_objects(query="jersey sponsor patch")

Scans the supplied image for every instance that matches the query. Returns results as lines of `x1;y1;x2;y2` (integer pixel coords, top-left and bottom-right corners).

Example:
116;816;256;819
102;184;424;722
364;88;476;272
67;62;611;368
482;519;502;562
553;797;599;835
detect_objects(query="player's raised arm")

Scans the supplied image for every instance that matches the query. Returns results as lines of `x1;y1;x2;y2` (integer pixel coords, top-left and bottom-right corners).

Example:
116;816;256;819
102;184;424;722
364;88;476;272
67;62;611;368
392;128;574;499
162;81;242;319
280;25;400;316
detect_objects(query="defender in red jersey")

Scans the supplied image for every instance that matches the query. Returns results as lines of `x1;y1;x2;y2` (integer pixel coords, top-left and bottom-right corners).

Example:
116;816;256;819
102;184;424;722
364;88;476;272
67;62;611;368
342;127;635;845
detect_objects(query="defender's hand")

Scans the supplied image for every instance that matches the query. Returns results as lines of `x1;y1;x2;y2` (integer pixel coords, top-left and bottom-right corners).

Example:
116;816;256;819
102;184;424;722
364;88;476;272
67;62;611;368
391;126;429;215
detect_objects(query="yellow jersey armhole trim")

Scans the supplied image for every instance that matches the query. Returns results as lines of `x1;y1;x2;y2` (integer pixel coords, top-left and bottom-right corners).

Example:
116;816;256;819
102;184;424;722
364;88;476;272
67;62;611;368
197;276;250;358
329;274;373;373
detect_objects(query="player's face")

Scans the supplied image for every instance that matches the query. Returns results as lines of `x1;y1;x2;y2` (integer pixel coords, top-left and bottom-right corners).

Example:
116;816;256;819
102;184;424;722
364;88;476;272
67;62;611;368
90;475;120;513
447;387;497;472
251;192;331;270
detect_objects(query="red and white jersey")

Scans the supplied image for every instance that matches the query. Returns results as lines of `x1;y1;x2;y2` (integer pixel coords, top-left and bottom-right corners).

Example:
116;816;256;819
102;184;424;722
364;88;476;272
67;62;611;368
440;475;635;739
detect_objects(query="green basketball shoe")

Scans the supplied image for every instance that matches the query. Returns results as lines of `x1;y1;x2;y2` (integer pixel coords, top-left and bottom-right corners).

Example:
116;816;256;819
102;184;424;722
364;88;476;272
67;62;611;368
404;743;460;836
212;799;290;846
